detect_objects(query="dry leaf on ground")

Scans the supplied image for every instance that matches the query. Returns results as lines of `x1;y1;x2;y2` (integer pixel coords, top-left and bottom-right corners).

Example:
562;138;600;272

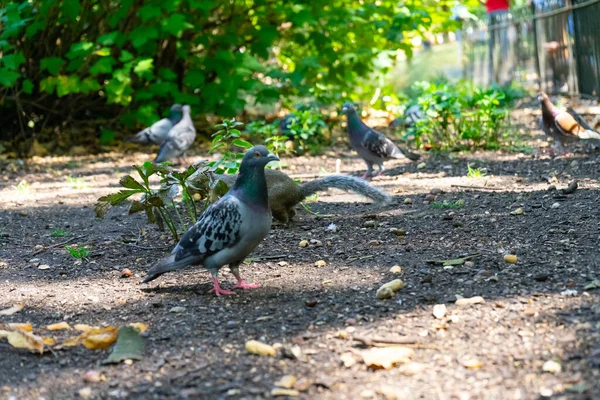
0;325;45;354
9;322;33;332
360;346;414;370
60;326;118;350
46;322;72;331
0;304;24;316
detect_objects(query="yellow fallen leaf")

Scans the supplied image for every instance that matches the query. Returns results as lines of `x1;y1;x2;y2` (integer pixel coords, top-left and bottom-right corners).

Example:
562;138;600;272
0;303;24;316
129;323;148;333
59;326;118;350
74;324;93;332
9;322;33;332
245;340;275;356
81;327;118;350
360;347;414;370
46;322;72;331
2;327;45;354
43;337;56;346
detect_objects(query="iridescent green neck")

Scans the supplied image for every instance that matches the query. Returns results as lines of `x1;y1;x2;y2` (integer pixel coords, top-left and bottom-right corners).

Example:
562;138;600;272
232;164;269;209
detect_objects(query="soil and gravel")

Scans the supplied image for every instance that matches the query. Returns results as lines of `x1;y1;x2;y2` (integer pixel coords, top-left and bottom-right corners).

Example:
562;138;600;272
0;115;599;400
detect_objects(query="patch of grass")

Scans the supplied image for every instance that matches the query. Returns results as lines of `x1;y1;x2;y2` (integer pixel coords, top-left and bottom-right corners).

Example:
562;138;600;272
66;175;90;190
65;245;90;259
430;201;464;209
467;163;487;178
15;179;30;194
51;229;70;237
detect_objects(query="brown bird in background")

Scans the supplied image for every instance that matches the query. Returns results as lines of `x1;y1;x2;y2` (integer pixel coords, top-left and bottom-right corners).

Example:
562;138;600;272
538;92;600;155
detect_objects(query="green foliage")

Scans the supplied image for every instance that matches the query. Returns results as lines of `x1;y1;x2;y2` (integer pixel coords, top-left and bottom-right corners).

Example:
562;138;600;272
244;120;292;166
51;229;70;237
467;163;487;178
401;80;521;151
208;118;252;175
65;245;90;259
430;200;464;209
281;108;330;154
66;175;90;190
1;0;447;151
15;179;30;194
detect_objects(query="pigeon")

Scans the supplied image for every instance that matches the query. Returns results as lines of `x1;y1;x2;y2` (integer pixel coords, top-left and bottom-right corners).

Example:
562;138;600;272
389;104;425;129
155;105;196;163
143;145;279;296
341;102;420;178
538;92;600;155
127;104;183;145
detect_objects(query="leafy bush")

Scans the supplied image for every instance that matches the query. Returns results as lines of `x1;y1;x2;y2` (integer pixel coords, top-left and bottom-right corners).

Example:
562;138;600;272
0;0;438;152
279;108;330;154
400;80;522;151
244;120;292;164
208;118;253;174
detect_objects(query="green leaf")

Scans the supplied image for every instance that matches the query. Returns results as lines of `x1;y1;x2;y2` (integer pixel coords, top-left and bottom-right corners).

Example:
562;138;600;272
232;139;253;149
0;69;20;87
40;57;65;75
119;50;134;62
89;56;116;76
119;175;146;191
133;58;154;79
61;0;82;21
129;200;149;214
22;79;33;94
102;326;145;365
98;32;119;46
2;51;25;70
65;42;94;60
162;13;193;37
130;26;158;49
138;4;162;22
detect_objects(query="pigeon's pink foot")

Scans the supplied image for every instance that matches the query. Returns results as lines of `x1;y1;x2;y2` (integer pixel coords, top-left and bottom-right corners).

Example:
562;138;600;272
232;280;261;290
361;172;372;180
208;277;236;296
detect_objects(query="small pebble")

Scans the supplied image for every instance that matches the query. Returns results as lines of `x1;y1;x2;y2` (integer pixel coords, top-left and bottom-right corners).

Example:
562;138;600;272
403;197;413;205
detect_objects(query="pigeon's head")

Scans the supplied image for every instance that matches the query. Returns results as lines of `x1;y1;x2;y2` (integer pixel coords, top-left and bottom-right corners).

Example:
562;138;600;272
170;104;183;113
241;145;279;169
537;92;549;103
341;102;357;115
182;105;192;115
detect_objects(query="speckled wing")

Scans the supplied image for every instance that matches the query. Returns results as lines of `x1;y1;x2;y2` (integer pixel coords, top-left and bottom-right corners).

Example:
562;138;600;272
172;195;242;264
361;128;397;159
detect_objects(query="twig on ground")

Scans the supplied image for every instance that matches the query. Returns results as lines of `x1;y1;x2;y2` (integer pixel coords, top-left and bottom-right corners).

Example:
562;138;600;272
29;236;84;257
352;335;422;346
450;184;504;191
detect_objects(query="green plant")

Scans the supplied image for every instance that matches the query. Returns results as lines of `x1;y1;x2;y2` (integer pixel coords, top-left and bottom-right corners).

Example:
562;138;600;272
284;108;330;154
209;118;253;175
430;201;464;209
467;163;487;178
246;120;292;168
65;245;90;259
66;175;89;190
51;229;69;237
405;80;518;151
15;180;30;194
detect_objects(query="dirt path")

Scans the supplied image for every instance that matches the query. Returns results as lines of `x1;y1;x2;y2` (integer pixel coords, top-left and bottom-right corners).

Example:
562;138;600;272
0;143;599;400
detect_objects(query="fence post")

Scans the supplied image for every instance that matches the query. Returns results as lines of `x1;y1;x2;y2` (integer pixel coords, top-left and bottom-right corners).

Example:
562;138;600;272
565;0;579;94
531;1;542;92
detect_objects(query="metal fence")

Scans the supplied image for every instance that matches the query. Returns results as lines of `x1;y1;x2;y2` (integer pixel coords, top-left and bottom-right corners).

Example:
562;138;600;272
463;0;600;97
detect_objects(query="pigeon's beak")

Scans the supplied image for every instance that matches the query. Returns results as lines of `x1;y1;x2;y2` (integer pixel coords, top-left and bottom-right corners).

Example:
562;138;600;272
266;154;280;163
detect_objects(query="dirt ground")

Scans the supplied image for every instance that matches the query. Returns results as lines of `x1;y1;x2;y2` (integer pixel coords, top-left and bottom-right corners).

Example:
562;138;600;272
0;115;599;400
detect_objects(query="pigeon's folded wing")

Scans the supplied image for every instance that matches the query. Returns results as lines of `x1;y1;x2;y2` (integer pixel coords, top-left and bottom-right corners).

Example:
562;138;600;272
173;196;242;264
554;112;584;137
361;129;397;158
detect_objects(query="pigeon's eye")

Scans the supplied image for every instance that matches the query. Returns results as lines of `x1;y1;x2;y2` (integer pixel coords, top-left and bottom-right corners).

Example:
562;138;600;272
253;152;260;159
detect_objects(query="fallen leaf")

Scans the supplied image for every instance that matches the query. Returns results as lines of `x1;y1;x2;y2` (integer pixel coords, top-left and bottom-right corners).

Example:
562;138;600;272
462;358;484;369
129;323;149;333
543;360;561;374
42;337;56;346
46;322;72;331
9;322;33;332
60;326;117;350
74;324;93;332
456;296;485;306
426;254;480;266
274;375;297;389
0;325;45;354
0;304;24;316
360;346;414;370
271;388;300;397
103;326;145;364
584;280;600;291
433;304;447;319
245;340;275;356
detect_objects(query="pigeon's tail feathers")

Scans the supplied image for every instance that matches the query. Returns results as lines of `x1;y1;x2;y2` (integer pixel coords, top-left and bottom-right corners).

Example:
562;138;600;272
299;175;392;205
127;128;151;144
154;143;176;163
142;250;202;283
579;129;600;140
390;145;421;161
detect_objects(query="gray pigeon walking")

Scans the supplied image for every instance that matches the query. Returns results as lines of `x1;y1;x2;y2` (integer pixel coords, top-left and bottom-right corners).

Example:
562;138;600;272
341;102;420;179
155;105;196;163
143;145;279;296
127;104;183;145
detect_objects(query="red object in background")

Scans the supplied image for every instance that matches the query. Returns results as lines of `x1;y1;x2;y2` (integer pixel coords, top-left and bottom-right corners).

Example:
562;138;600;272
486;0;509;13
